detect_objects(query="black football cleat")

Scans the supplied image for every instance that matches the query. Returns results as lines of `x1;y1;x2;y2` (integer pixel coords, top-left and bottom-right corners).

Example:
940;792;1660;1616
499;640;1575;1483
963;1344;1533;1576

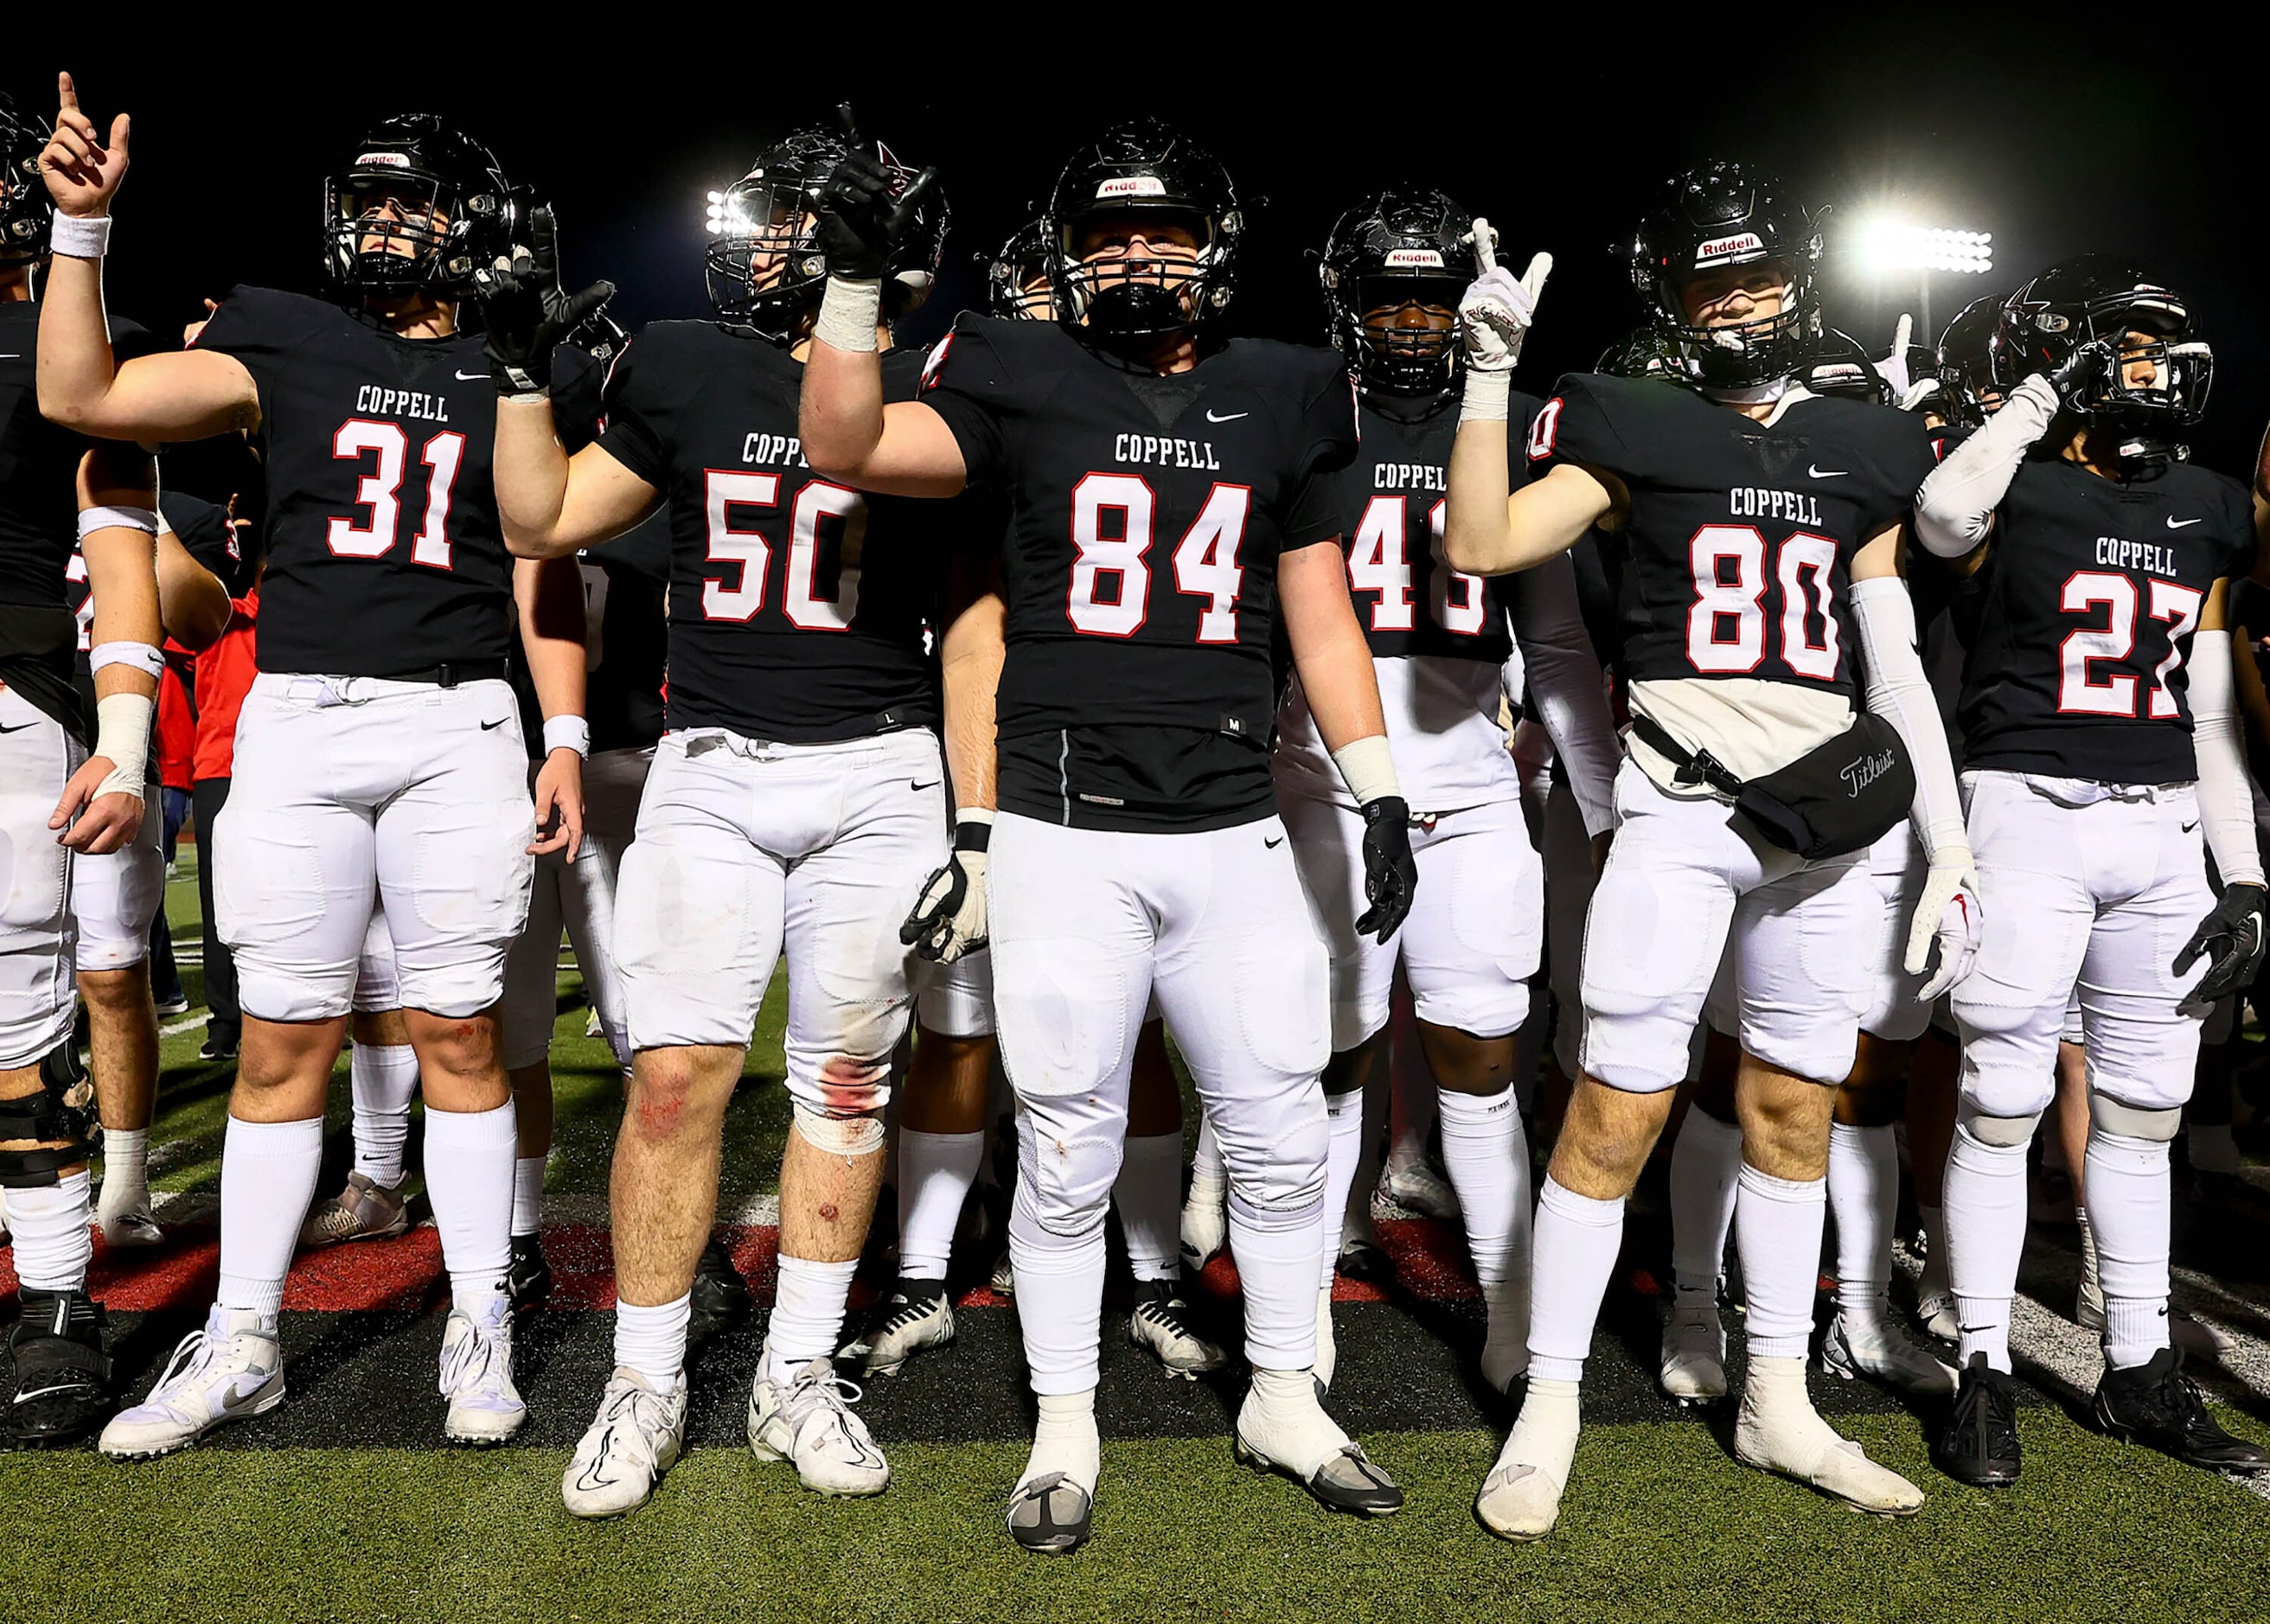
6;1289;115;1448
2093;1346;2270;1474
1932;1352;2022;1488
507;1231;553;1314
687;1237;752;1349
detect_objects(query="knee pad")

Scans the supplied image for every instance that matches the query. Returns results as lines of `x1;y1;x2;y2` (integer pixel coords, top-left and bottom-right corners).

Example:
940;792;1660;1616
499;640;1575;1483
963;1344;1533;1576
1957;1103;2043;1149
1010;1104;1122;1241
2088;1091;2183;1143
1218;1109;1329;1222
790;1102;887;1158
0;1041;100;1188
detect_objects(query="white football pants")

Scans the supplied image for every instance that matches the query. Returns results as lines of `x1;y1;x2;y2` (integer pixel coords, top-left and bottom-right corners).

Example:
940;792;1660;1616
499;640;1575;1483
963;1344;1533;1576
0;688;80;1067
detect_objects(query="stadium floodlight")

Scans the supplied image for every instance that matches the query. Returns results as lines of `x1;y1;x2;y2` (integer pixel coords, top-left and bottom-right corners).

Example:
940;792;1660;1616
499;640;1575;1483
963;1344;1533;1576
1861;220;1994;276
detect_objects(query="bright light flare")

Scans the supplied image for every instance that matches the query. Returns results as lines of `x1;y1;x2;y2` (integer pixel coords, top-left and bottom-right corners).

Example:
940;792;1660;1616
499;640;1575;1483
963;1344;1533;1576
1862;220;1993;274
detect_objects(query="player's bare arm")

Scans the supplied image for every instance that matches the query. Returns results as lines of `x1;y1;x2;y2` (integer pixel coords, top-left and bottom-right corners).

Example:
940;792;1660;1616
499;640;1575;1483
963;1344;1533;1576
515;555;587;861
156;519;230;650
56;440;161;854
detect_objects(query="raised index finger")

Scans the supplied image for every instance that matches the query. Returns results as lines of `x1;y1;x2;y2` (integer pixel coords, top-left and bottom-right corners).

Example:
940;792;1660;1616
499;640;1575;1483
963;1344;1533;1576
1470;217;1497;275
834;101;867;157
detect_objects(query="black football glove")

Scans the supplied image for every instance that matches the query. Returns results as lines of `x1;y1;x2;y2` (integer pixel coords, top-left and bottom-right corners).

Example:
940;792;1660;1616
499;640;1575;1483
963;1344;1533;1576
900;819;989;963
2174;880;2267;1007
472;205;616;397
2045;337;2114;413
811;103;938;282
1355;796;1419;945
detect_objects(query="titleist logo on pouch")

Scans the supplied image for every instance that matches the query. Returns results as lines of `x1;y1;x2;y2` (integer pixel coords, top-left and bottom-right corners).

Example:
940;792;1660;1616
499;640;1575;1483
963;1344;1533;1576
1841;750;1896;798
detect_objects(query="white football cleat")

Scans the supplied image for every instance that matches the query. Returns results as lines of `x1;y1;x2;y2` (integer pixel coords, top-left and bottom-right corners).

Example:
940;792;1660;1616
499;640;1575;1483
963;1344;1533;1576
1734;1355;1923;1517
98;1183;163;1250
1818;1308;1956;1397
438;1295;525;1445
840;1283;956;1377
1179;1173;1227;1271
562;1367;687;1519
1915;1289;1959;1344
1475;1377;1580;1541
1378;1161;1460;1220
1233;1367;1401;1515
1128;1279;1227;1378
1659;1295;1727;1404
747;1352;891;1497
99;1307;283;1459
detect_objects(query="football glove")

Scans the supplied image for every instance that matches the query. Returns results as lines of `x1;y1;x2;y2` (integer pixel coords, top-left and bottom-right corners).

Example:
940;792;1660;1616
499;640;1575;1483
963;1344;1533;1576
1906;850;1983;1001
1877;314;1915;400
900;815;989;963
473;205;615;397
2174;881;2267;1007
2045;338;2114;413
1355;796;1419;945
813;103;939;282
1456;253;1551;374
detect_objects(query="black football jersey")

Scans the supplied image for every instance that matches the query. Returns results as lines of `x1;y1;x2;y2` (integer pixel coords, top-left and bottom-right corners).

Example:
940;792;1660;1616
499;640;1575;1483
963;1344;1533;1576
509;508;671;759
1528;373;1937;698
598;323;952;744
1340;389;1537;666
924;316;1358;831
1956;454;2254;783
191;286;520;679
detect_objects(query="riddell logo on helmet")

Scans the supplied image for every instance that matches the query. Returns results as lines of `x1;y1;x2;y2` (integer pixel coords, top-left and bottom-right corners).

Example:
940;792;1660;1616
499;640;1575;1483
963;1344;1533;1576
1097;176;1167;200
1384;248;1446;268
1694;231;1764;264
356;152;411;169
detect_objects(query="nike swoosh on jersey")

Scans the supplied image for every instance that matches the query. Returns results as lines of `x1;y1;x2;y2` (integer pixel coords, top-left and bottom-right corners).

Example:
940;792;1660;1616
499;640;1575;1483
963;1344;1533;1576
455;368;489;380
1807;464;1849;478
1205;409;1250;423
2166;516;2203;528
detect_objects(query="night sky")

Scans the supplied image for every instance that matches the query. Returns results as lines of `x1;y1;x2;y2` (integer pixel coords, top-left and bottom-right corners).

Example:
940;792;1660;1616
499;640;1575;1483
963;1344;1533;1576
13;27;2261;474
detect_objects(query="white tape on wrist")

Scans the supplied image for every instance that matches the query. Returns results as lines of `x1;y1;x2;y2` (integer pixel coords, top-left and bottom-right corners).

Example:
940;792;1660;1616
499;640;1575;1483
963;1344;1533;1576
1331;734;1403;806
50;213;113;259
815;277;882;353
1461;368;1512;425
92;691;152;801
78;505;159;538
89;640;166;679
543;715;591;758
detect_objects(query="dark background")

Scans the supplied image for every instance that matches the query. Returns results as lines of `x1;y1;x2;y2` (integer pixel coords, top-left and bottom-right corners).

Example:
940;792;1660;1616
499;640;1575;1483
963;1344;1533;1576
13;26;2262;476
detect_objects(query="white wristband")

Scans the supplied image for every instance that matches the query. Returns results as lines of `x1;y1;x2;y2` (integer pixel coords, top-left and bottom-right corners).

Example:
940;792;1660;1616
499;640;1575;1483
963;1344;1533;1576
543;715;591;758
1331;734;1403;807
78;505;159;538
1461;367;1512;425
814;276;882;354
89;640;166;678
92;691;152;801
50;213;113;259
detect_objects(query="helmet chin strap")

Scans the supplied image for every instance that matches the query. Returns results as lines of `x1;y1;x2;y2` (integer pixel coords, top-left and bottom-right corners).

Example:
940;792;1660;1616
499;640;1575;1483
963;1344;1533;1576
1698;374;1790;406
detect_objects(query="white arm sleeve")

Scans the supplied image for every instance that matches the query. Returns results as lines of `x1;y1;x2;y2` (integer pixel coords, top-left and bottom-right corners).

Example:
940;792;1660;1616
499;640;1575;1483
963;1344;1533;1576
1912;374;2061;559
2184;627;2265;887
1850;576;1967;862
1512;552;1619;836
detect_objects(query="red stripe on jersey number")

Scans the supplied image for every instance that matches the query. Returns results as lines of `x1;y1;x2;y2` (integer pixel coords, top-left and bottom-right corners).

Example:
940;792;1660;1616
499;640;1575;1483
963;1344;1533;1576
1682;524;1840;679
2056;570;2203;718
324;419;466;569
1065;474;1254;643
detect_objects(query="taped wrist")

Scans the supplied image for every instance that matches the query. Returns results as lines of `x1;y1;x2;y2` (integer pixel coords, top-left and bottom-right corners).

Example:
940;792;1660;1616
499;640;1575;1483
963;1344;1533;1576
89;640;166;679
1331;734;1402;807
543;715;591;758
0;1042;101;1187
790;1101;887;1157
815;276;882;354
1461;367;1512;425
91;691;153;800
49;213;112;259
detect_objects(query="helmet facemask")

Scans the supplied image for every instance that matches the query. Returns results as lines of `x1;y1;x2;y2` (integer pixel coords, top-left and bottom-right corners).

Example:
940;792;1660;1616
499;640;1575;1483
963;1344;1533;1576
323;131;511;299
1337;274;1462;393
1052;207;1229;342
1653;256;1821;391
703;169;830;340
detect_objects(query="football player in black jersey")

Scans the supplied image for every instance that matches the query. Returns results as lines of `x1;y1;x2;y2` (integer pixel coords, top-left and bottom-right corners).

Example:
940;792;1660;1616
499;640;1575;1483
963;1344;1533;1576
1266;186;1617;1397
802;117;1416;1553
485;120;962;1517
1913;257;2269;1485
37;77;590;1456
0;84;165;1448
1443;163;1978;1537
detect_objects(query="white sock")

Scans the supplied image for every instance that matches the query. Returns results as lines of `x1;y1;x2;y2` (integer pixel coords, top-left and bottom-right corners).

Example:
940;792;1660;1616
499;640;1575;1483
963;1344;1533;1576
98;1127;151;1224
1827;1121;1897;1328
1438;1086;1527;1290
218;1115;323;1317
2187;1122;2241;1175
765;1256;859;1379
424;1101;517;1315
2085;1126;2173;1371
1021;1388;1100;1495
1343;1077;1388;1246
1526;1175;1626;1383
1944;1122;2030;1373
349;1042;419;1187
8;1170;93;1292
1225;1179;1327;1373
1316;1087;1367;1289
1735;1162;1826;1361
1917;1202;1951;1301
1668;1107;1742;1301
1112;1131;1182;1282
1191;1113;1225;1185
614;1292;691;1391
1010;1141;1109;1391
896;1128;983;1282
511;1154;547;1239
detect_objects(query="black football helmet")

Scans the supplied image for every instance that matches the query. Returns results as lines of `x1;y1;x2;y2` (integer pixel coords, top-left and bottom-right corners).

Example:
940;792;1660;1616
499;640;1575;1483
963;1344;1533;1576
984;219;1052;319
705;124;947;343
1992;255;2209;455
1044;121;1241;342
0;93;48;266
1934;293;2005;425
323;115;518;297
1596;327;1679;380
1791;329;1890;405
1319;185;1483;395
1627;162;1824;389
